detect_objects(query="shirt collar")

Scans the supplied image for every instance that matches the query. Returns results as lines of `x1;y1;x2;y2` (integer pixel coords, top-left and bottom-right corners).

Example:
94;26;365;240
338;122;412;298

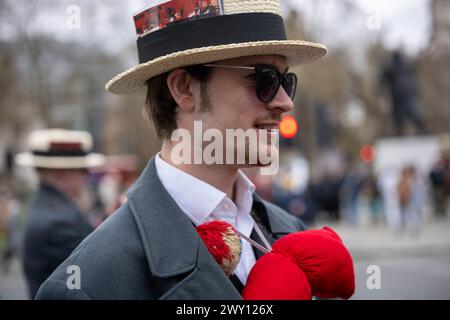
155;153;255;226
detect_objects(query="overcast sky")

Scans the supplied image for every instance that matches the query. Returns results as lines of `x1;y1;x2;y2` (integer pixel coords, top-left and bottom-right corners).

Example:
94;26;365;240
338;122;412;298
1;0;432;66
287;0;431;56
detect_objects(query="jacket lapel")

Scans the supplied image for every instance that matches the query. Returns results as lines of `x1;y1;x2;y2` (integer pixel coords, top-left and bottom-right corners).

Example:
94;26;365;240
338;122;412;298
126;157;241;299
250;193;305;258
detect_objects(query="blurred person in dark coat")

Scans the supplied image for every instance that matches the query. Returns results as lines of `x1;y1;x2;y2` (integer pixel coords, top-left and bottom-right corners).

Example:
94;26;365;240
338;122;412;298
15;129;104;298
429;151;450;217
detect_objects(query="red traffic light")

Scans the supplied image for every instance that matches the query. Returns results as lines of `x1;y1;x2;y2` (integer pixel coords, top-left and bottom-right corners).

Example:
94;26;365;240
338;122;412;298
360;144;375;163
279;115;298;139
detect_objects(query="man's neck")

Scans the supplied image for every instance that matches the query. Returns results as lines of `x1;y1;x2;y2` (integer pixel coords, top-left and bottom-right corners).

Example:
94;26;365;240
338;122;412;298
40;181;78;205
160;144;238;200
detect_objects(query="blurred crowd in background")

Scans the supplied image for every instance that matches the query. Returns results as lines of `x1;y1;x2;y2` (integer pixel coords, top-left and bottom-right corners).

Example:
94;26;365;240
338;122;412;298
1;0;450;299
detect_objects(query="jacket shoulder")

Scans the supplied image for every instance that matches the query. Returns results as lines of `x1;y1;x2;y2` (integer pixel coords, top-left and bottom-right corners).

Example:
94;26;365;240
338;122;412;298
36;203;155;300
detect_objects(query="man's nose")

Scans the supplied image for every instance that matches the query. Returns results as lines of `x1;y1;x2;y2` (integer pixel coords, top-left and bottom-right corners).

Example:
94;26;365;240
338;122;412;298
266;86;294;114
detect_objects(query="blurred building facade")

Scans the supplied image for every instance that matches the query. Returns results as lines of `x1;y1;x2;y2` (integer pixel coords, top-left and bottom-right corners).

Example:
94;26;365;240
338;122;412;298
418;0;450;135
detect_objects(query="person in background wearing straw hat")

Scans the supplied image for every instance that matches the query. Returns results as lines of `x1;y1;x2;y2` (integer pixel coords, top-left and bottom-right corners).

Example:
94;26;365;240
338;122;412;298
36;0;353;300
16;129;104;298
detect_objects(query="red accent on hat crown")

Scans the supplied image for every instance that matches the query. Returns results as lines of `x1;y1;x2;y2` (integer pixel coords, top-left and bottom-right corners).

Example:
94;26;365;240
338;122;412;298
49;142;83;152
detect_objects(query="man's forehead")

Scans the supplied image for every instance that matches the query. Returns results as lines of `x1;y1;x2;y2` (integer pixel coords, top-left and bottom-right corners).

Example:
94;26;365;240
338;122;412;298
216;55;289;72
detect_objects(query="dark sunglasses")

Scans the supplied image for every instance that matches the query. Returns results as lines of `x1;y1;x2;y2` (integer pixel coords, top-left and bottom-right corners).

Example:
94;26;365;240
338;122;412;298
203;64;298;103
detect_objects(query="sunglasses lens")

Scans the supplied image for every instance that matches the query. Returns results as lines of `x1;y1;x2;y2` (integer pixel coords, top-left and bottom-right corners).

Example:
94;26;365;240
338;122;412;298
282;73;297;100
256;68;280;103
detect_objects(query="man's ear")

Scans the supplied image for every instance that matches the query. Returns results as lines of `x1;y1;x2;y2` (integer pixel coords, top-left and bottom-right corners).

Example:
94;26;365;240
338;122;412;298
166;68;197;111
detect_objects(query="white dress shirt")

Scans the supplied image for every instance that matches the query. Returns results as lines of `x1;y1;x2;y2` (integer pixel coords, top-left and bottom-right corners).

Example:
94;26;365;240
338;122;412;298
155;153;257;285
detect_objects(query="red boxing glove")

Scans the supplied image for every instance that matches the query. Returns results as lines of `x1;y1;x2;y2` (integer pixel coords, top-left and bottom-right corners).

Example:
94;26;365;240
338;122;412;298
243;227;355;300
242;251;312;300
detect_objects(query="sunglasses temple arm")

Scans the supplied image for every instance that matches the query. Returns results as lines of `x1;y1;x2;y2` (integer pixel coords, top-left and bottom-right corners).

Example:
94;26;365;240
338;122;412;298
203;64;255;71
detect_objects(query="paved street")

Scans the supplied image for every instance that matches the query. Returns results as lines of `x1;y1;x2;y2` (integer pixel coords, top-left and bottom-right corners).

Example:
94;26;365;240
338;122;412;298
353;256;450;299
330;219;450;299
0;257;28;300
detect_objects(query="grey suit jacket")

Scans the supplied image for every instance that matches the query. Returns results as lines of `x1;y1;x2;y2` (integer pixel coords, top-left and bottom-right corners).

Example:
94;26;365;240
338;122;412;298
36;157;305;299
23;184;94;298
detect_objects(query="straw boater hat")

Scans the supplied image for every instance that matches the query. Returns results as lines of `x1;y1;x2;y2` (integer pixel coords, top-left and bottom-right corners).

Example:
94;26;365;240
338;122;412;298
15;129;105;169
106;0;327;96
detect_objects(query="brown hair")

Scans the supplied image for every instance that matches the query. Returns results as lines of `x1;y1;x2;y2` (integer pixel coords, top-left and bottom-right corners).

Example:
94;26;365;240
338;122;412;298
145;65;212;139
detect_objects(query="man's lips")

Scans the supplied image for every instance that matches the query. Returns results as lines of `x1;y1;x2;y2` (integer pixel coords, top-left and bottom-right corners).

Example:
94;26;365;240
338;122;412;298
253;122;280;131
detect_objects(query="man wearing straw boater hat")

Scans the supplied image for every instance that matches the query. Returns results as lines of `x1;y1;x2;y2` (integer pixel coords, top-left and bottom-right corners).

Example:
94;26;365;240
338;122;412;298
37;0;354;300
16;129;104;298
